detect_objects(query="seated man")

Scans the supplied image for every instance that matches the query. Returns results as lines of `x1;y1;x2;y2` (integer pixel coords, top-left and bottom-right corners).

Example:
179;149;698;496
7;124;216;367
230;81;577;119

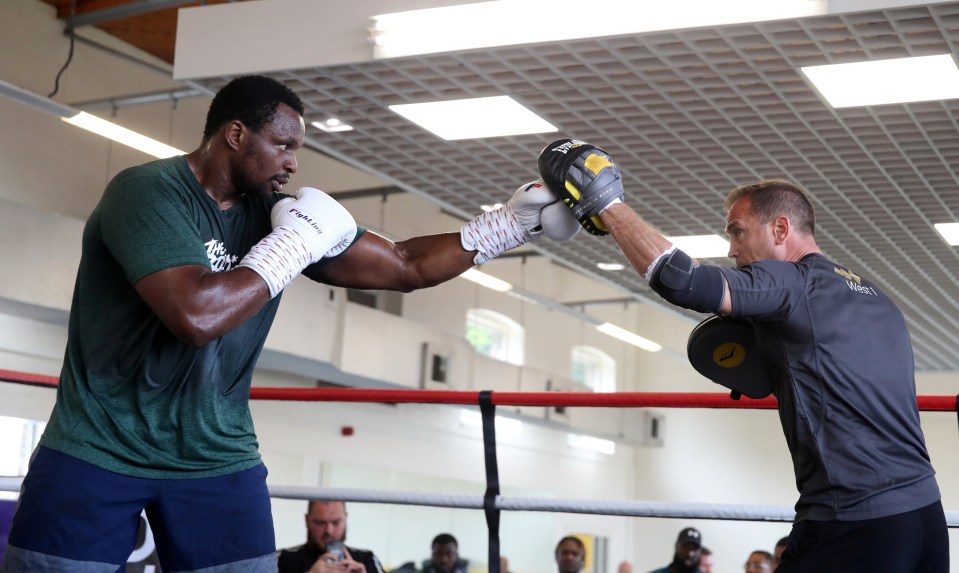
744;551;773;572
278;501;385;573
421;533;468;573
647;527;703;573
555;536;586;573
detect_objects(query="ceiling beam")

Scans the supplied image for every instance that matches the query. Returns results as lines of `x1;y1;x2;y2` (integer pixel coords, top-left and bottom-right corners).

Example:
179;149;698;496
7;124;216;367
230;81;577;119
65;0;197;30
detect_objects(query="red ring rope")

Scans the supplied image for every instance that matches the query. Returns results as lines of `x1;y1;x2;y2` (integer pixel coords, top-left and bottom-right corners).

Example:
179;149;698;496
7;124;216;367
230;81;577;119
1;368;954;411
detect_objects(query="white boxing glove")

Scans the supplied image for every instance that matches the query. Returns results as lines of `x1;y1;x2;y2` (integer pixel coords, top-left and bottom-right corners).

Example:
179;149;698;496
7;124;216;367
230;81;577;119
461;180;560;265
272;187;357;262
509;179;580;240
240;187;357;297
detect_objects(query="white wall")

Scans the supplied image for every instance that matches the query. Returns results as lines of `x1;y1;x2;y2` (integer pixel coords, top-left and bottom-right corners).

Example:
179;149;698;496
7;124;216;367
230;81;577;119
1;2;957;573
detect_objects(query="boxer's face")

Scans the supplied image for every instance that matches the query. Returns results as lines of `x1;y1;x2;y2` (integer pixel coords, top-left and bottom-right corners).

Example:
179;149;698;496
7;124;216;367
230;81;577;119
234;103;304;198
725;196;777;267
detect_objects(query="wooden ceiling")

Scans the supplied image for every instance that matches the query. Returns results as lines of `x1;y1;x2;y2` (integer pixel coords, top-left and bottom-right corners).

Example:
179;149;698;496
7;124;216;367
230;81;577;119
41;0;236;64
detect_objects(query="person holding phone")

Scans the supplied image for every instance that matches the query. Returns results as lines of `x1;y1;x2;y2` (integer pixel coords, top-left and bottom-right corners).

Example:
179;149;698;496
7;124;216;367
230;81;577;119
278;501;385;573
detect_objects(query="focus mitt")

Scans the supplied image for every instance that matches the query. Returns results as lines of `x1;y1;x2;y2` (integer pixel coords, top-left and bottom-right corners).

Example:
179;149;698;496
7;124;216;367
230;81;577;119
686;315;772;399
537;138;624;236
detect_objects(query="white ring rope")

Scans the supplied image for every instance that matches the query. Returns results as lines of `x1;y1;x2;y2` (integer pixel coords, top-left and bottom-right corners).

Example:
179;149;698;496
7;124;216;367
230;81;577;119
2;477;957;527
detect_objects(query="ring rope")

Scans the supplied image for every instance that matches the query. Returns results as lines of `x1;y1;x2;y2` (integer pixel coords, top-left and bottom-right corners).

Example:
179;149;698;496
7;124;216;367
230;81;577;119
1;477;957;527
2;369;956;411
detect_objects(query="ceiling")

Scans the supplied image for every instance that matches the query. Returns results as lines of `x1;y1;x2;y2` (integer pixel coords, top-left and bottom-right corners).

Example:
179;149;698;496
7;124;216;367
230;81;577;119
43;0;959;371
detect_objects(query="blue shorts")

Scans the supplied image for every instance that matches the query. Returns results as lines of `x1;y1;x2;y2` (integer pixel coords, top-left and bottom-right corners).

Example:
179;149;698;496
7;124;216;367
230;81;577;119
2;447;277;572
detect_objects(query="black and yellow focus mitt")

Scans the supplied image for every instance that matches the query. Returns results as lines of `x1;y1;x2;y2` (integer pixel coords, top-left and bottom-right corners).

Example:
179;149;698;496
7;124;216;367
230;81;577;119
686;315;773;399
537;138;625;236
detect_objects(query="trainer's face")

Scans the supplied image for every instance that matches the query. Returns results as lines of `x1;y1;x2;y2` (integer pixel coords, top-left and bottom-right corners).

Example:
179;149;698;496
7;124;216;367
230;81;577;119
305;501;347;549
725;197;777;267
555;540;585;573
432;542;459;573
235;102;304;198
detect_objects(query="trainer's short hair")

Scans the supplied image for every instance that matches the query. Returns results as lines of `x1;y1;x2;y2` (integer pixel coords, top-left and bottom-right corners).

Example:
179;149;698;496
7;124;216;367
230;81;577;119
203;75;304;141
724;179;815;236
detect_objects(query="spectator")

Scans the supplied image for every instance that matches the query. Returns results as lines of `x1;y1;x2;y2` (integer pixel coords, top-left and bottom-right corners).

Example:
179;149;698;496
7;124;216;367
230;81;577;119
772;537;788;572
744;551;772;572
421;534;467;573
277;501;385;573
555;536;586;573
698;547;714;573
648;527;702;573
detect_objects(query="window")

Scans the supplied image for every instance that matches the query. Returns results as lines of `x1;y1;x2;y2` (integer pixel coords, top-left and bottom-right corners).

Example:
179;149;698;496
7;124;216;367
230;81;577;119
465;308;525;365
571;345;617;393
0;416;45;484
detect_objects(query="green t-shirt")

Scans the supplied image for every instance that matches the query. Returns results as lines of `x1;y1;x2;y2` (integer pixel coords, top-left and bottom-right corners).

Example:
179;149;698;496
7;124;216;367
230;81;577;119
41;156;283;478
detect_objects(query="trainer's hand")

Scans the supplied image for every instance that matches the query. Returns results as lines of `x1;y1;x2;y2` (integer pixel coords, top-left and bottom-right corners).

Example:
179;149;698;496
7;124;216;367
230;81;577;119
272;187;357;263
508;180;580;241
537;138;625;236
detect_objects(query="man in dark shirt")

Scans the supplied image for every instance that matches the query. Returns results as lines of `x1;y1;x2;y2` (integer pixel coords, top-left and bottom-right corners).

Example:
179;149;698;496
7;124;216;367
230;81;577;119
541;142;948;573
555;536;586;573
647;528;703;573
421;533;468;573
277;501;384;573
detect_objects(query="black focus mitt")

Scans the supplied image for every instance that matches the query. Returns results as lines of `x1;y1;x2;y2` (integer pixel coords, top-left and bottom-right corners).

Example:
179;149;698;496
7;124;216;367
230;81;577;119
537;138;624;236
686;315;772;399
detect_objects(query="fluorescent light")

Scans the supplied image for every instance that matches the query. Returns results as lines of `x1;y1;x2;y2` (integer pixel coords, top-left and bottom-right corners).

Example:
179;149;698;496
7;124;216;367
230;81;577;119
371;0;825;59
64;112;185;158
567;433;615;455
389;96;556;140
596;322;662;352
312;118;354;133
668;235;730;258
934;222;959;246
1;79;185;159
597;262;626;271
460;410;523;437
460;268;512;292
801;54;959;108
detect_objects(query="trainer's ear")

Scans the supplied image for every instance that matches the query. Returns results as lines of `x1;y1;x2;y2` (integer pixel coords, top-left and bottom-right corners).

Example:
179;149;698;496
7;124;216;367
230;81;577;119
772;215;790;244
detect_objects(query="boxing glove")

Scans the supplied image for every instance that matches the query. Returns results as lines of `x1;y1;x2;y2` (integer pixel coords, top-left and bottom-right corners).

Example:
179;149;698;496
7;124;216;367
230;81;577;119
272;187;357;263
538;138;625;236
508;180;580;241
461;179;570;265
240;187;357;297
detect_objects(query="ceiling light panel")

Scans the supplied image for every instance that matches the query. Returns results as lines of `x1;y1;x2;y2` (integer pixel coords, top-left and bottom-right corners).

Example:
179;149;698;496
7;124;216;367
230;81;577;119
389;96;556;140
801;54;959;108
668;235;730;258
371;0;826;58
934;222;959;246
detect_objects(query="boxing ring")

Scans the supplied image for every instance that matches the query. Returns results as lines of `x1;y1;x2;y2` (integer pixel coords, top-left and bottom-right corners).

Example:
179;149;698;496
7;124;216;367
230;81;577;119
1;368;957;573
